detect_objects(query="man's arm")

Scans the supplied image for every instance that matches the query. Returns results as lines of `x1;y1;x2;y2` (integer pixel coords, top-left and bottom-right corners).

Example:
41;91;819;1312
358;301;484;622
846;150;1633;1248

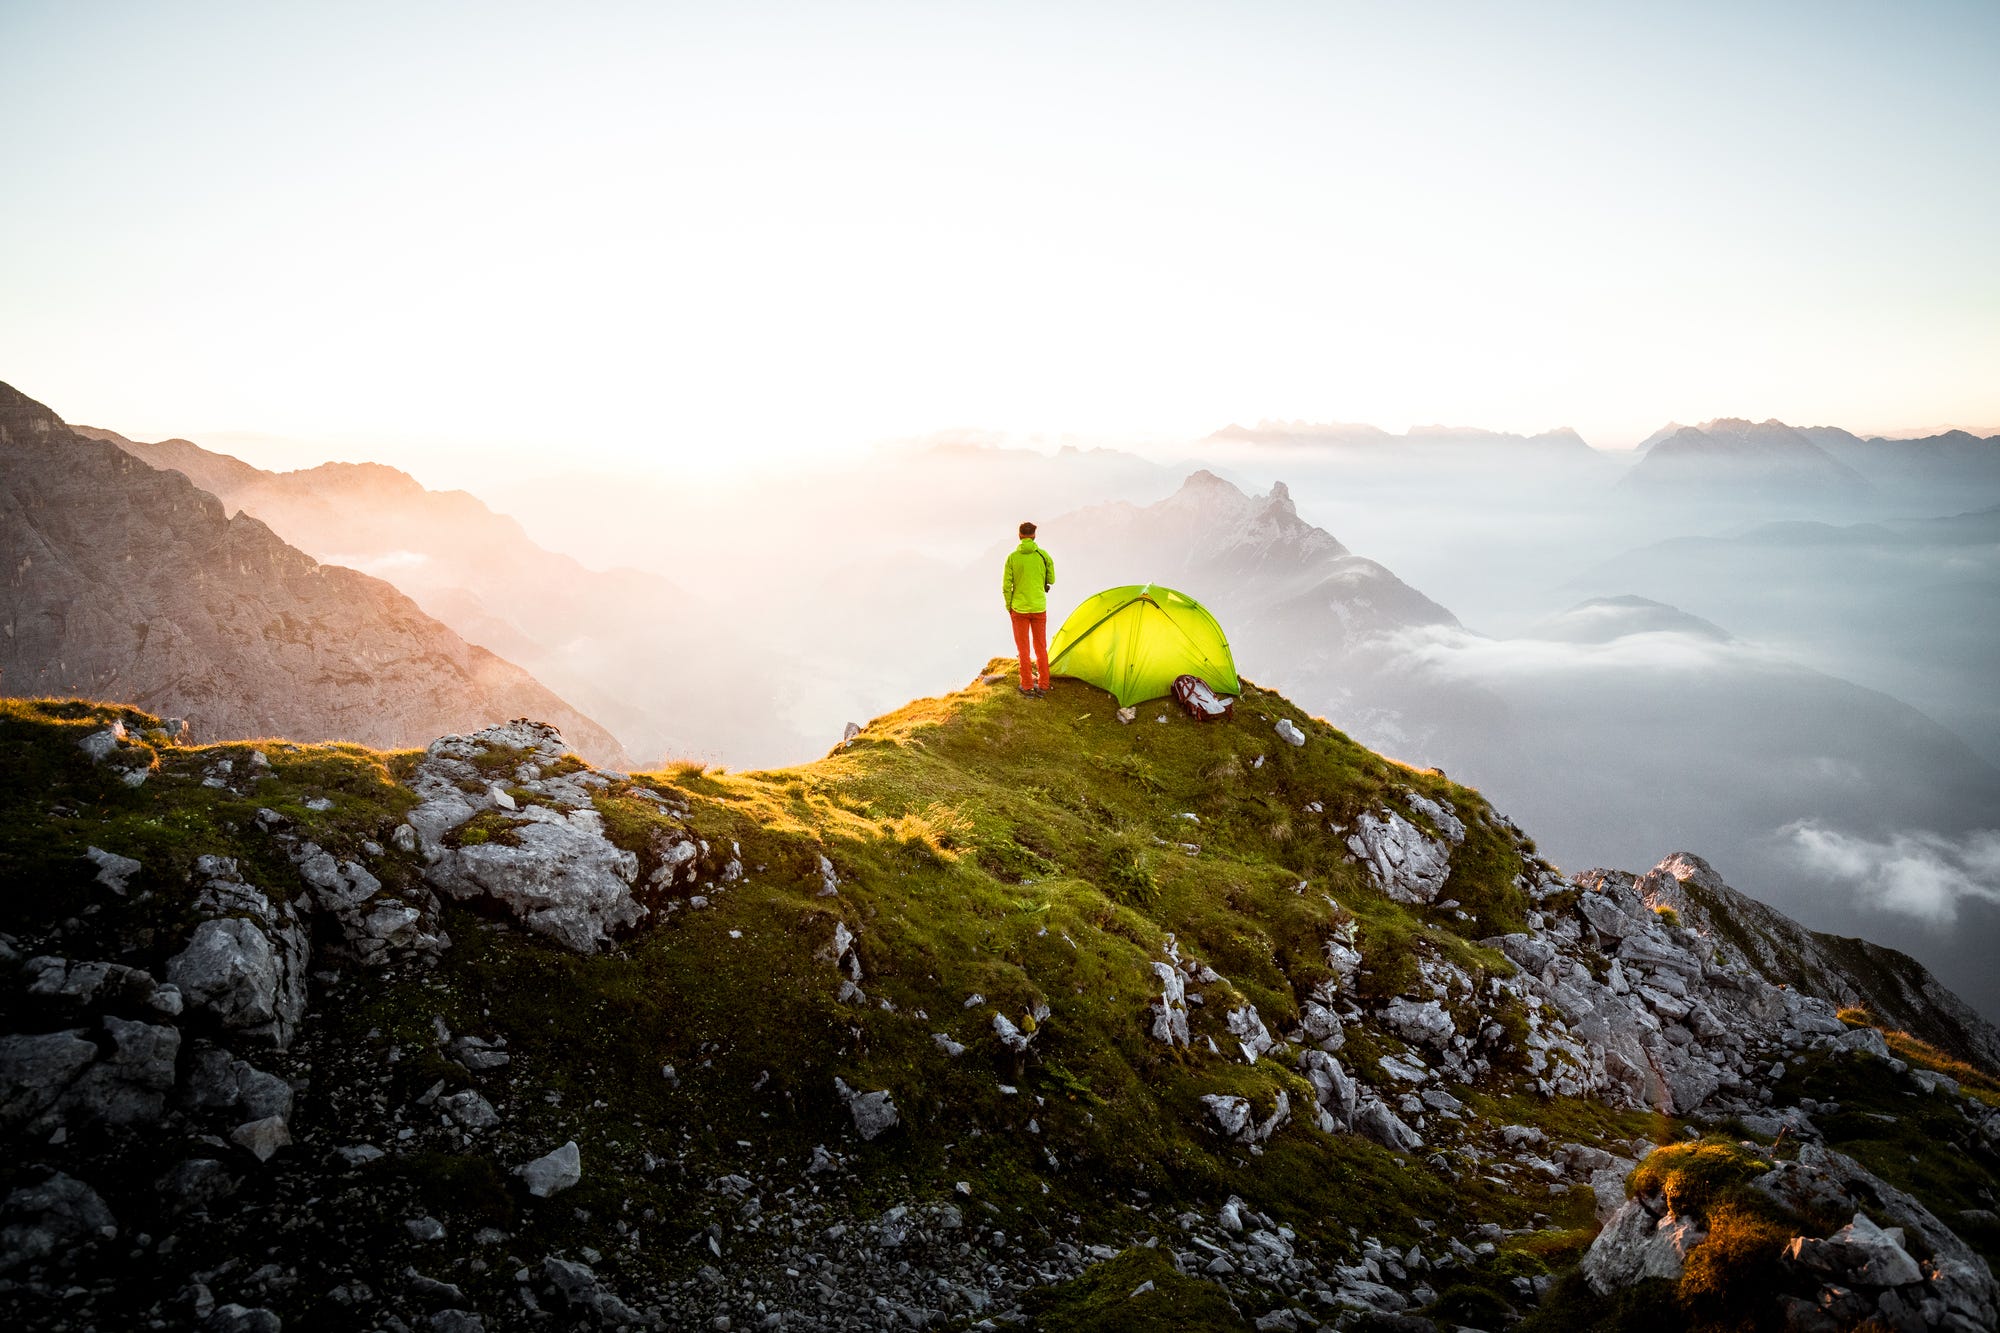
1002;555;1016;607
1042;549;1055;590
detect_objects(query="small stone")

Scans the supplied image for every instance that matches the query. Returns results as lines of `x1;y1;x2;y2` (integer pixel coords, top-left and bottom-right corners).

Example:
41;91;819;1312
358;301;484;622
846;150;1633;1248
85;846;142;895
833;1077;899;1140
439;1090;500;1130
231;1115;292;1162
206;1305;284;1333
405;1216;447;1242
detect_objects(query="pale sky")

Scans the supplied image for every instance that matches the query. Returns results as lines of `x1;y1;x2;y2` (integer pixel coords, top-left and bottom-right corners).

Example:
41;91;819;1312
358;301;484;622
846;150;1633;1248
3;0;1997;480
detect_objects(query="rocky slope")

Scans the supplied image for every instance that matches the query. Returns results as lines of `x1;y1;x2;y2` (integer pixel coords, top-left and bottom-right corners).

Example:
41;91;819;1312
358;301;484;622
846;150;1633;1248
72;422;805;768
0;383;626;766
1;675;1996;1332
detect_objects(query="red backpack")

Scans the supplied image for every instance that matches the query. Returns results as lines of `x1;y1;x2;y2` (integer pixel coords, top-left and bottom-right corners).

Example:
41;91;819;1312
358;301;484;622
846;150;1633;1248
1171;674;1234;722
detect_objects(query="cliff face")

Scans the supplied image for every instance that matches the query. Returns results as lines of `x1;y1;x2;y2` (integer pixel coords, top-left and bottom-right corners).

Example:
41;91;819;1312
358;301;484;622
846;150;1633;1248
0;677;1993;1332
1635;851;2000;1072
0;383;626;765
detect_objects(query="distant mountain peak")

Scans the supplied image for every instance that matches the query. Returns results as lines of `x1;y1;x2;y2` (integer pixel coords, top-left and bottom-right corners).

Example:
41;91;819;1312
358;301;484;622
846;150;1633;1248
1534;595;1733;644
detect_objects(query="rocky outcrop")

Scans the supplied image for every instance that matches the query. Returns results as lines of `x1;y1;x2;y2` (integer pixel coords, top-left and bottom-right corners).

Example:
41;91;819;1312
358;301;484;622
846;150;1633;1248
0;1173;117;1274
0;381;626;764
1635;851;2000;1072
1341;808;1452;904
403;721;660;952
165;857;309;1049
1584;1143;1997;1333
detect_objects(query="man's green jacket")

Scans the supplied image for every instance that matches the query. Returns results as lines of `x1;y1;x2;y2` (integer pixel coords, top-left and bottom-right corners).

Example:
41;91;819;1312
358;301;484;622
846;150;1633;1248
1003;539;1055;614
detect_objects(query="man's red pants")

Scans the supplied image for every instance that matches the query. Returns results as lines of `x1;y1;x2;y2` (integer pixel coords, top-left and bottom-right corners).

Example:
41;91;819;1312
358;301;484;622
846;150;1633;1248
1010;611;1049;690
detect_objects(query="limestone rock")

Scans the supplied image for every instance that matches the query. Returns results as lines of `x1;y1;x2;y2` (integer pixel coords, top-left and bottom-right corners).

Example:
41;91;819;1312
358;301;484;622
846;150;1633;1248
0;1029;96;1130
543;1256;650;1326
1148;961;1190;1047
231;1114;293;1162
1380;997;1456;1051
1274;718;1306;747
440;1089;501;1129
833;1077;899;1141
168;917;302;1047
408;725;645;953
1403;791;1465;844
58;1015;180;1127
1345;810;1452;904
1297;1049;1360;1130
84;845;142;895
1201;1094;1254;1140
1786;1212;1923;1289
207;1306;283;1333
1226;1004;1275;1063
517;1141;583;1198
156;1158;240;1216
1582;1198;1705;1294
1352;1097;1424;1153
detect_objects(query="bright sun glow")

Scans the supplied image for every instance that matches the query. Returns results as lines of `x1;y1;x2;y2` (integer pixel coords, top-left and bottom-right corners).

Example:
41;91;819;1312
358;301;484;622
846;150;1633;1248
3;1;1998;484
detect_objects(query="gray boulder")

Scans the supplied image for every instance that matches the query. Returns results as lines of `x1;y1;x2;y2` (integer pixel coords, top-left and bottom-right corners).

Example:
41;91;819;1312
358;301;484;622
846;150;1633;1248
1786;1212;1924;1289
1581;1197;1705;1294
1200;1094;1254;1140
517;1141;583;1198
0;1172;116;1272
1297;1049;1360;1131
1352;1097;1424;1153
1403;791;1466;843
166;870;308;1049
441;1089;501;1129
833;1077;900;1141
156;1158;240;1216
231;1115;293;1162
59;1016;180;1127
1148;961;1190;1047
85;845;142;894
1380;997;1456;1050
1225;1004;1275;1063
0;1029;96;1129
543;1256;650;1326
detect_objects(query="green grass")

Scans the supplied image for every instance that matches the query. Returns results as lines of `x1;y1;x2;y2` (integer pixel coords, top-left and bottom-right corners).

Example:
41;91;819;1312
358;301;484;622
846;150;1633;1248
8;671;1990;1332
1628;1138;1771;1217
1021;1246;1251;1331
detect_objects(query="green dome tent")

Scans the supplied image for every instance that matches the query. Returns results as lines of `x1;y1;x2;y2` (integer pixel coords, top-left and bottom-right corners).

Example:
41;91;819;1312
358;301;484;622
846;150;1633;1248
1048;584;1241;707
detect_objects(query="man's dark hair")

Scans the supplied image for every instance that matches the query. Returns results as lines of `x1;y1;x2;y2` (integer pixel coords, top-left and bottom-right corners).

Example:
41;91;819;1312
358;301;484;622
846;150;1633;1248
1019;521;1037;537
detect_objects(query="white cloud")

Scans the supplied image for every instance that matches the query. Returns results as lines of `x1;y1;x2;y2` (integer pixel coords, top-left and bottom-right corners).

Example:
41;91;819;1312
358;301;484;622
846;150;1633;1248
1365;623;1782;682
1784;822;2000;927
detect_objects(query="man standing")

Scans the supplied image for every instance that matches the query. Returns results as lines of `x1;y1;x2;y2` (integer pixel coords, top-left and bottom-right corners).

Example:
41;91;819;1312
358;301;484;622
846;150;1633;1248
1003;521;1056;696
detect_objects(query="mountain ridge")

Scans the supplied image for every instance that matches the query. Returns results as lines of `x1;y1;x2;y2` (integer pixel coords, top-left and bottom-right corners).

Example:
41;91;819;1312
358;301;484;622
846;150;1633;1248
70;417;813;767
0;674;1995;1331
0;382;628;766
